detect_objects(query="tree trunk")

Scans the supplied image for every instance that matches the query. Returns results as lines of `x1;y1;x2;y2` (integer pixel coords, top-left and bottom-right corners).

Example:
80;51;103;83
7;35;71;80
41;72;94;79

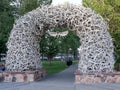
48;57;52;66
66;51;69;61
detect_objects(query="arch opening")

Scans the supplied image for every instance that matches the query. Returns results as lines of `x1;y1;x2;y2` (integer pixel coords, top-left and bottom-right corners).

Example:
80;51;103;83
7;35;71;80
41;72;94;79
6;4;114;73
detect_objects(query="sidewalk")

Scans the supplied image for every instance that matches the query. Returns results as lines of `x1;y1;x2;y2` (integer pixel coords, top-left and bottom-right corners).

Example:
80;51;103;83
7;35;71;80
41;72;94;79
0;64;120;90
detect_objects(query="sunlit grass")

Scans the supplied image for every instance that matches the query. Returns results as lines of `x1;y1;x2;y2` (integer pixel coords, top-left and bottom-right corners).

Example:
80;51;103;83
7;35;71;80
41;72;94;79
42;60;78;75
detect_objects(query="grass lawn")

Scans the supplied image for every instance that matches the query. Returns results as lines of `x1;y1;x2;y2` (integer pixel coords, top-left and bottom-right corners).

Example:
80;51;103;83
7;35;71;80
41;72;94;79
0;62;4;64
42;60;78;75
0;60;78;74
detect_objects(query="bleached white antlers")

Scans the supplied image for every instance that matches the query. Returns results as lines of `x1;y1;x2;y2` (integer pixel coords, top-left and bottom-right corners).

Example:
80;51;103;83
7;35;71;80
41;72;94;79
6;4;114;73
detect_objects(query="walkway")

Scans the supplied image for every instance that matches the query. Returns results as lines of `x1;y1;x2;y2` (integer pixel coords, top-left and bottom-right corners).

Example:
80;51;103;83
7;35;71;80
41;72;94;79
0;64;120;90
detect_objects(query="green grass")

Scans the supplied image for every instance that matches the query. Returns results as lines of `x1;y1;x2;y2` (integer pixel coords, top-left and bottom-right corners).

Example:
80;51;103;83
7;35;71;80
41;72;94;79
42;60;78;75
0;62;4;64
0;60;78;74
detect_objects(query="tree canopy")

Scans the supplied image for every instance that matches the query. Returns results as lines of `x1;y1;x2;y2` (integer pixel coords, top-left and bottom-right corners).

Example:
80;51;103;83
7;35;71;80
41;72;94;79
1;0;119;62
40;28;80;60
12;0;52;16
0;0;52;54
83;0;120;58
0;0;15;54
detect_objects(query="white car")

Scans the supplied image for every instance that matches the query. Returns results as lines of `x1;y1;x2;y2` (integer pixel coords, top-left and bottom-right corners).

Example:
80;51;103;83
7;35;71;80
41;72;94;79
1;57;6;61
0;54;6;62
53;56;61;60
40;57;48;60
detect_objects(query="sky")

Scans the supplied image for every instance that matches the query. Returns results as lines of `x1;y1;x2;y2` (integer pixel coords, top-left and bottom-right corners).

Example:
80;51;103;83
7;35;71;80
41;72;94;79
52;0;82;5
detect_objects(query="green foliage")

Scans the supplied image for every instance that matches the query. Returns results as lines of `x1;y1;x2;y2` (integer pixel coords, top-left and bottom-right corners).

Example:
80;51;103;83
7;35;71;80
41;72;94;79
61;31;80;54
0;0;52;54
40;28;80;60
0;0;15;54
40;33;59;59
50;27;80;54
83;0;120;59
114;58;120;70
18;0;40;15
83;0;114;19
42;60;78;75
18;0;52;15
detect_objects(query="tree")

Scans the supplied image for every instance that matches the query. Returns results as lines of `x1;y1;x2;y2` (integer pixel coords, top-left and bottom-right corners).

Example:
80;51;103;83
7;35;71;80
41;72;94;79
0;0;52;52
83;0;120;59
40;33;59;65
12;0;52;16
0;0;15;54
58;30;80;60
105;0;120;58
0;0;52;59
0;0;15;61
83;0;120;69
40;27;80;62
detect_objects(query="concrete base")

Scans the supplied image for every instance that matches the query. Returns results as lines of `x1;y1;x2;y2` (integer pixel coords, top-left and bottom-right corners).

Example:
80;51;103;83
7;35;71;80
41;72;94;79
0;69;47;82
75;70;120;84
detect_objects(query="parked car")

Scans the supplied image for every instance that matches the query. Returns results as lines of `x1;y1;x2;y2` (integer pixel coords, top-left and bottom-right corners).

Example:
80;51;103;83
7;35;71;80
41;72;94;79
0;64;5;71
1;57;6;62
0;54;6;62
40;57;48;60
53;56;61;60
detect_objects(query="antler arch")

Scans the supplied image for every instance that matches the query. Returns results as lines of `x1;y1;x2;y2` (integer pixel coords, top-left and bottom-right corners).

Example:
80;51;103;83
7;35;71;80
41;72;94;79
6;4;114;73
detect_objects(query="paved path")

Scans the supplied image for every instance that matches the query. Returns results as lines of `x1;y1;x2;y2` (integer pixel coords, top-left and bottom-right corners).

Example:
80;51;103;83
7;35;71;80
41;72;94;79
0;64;120;90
